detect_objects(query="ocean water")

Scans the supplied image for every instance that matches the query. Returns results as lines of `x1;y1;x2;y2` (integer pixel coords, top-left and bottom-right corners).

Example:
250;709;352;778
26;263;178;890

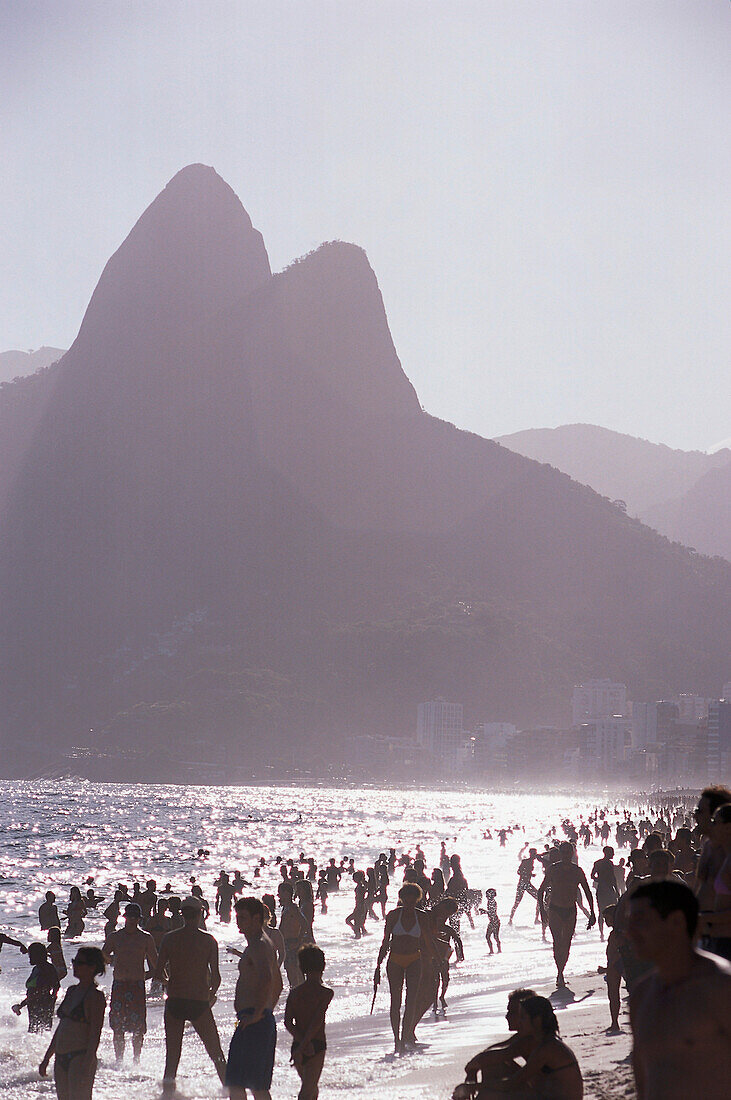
0;781;636;1099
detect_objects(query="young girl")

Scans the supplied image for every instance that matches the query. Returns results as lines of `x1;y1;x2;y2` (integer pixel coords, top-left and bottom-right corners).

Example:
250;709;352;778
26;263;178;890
485;888;502;954
345;871;369;939
284;946;334;1100
13;942;60;1032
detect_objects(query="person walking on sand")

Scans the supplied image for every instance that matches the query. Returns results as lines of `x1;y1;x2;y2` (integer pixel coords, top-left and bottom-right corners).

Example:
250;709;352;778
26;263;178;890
284;945;333;1100
103;902;157;1063
153;895;227;1091
537;842;595;988
375;883;439;1053
39;946;106;1100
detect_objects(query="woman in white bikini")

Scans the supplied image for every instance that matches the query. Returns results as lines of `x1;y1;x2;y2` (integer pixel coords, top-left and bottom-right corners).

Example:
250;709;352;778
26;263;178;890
374;883;438;1052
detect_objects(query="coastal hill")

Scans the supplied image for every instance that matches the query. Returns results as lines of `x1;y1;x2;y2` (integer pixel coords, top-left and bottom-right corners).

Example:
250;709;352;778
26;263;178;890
498;424;730;560
1;166;729;772
0;346;66;384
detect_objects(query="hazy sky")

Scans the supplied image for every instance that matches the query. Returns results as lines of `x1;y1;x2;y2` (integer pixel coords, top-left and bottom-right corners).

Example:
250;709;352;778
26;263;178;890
2;1;729;450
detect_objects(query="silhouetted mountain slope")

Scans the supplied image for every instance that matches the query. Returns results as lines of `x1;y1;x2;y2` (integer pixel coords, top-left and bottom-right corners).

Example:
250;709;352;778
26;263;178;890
1;167;728;764
497;424;731;560
0;363;63;515
642;460;731;562
0;346;66;384
498;424;729;513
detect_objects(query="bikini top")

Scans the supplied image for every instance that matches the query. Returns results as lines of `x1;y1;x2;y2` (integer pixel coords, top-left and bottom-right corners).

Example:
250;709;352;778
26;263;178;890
57;985;90;1022
393;911;421;939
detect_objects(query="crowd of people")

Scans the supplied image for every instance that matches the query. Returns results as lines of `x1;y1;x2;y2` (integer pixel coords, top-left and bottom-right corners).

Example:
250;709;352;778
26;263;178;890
1;785;730;1099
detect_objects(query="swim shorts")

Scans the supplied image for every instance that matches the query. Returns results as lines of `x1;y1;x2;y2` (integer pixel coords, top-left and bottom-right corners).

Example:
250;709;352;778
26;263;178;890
109;980;146;1034
226;1009;276;1091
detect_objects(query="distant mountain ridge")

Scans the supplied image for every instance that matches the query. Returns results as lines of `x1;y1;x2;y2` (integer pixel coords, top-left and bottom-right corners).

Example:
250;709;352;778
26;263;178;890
497;424;730;560
0;346;66;384
0;166;728;772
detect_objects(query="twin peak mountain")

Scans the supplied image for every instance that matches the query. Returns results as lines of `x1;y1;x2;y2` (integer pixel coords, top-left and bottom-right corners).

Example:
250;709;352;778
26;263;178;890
1;165;728;756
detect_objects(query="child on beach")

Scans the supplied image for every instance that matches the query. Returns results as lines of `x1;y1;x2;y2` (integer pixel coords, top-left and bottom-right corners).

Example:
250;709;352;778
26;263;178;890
12;942;60;1031
485;888;501;954
284;945;334;1100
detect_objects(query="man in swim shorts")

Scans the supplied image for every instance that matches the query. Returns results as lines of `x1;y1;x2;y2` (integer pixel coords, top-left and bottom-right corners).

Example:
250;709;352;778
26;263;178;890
153;896;227;1091
226;896;283;1100
537;843;595;988
103;902;157;1063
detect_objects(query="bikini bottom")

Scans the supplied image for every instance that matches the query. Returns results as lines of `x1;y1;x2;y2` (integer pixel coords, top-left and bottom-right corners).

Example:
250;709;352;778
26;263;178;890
56;1049;86;1072
292;1038;327;1065
390;951;421;969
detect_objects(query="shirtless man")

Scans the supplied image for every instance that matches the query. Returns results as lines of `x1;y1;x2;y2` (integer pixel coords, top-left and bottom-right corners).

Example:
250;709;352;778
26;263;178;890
508;847;539;924
627;879;731;1100
216;872;236;924
38;892;60;931
537;842;595;988
103;902;157;1062
591;847;620;940
692;785;731;947
226;897;282;1100
279;882;313;987
153;896;227;1090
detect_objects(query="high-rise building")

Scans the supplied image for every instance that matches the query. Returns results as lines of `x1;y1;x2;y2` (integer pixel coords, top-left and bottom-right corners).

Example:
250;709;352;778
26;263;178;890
417;699;464;773
707;700;731;780
572;680;628;727
579;716;631;774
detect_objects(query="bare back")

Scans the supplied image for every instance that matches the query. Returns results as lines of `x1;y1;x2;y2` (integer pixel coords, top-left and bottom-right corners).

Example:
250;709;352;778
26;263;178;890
159;926;219;1001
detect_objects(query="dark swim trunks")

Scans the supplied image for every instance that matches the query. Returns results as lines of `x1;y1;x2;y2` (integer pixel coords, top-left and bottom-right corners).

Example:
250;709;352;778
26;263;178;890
226;1009;276;1091
165;997;209;1022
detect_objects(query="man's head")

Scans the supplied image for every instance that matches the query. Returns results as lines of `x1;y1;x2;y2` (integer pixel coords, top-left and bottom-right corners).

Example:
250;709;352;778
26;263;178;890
529;848;537;858
642;832;664;855
181;896;202;923
235;896;266;937
647;849;675;881
559;841;573;862
124;903;142;926
146;879;156;891
694;786;731;834
603;846;615;859
45;891;55;903
278;882;294;903
627;880;699;961
505;987;537;1031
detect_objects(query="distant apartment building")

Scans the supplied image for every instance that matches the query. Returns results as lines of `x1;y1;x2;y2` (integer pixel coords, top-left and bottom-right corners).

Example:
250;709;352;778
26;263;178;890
572;680;628;727
579;716;631;774
672;694;710;724
417;699;464;774
707;700;731;780
472;722;516;777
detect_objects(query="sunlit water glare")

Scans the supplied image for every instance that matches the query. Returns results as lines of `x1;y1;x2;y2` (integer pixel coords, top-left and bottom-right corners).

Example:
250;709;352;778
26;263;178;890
0;781;638;1099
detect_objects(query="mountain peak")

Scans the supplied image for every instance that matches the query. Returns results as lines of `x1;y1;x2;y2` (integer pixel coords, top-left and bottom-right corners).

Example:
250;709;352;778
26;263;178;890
72;165;271;354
